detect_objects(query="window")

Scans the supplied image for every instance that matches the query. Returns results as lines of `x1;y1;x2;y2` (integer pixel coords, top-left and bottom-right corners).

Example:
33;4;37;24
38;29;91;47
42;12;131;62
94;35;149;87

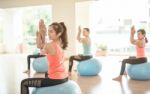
0;5;52;53
90;0;150;55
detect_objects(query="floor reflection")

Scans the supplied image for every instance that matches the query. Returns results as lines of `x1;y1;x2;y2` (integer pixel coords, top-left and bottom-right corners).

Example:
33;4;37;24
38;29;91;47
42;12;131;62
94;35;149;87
128;79;150;94
77;75;101;94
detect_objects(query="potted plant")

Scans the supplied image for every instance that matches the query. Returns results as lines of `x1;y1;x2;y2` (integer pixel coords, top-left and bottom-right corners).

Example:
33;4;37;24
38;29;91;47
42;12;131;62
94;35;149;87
96;44;107;56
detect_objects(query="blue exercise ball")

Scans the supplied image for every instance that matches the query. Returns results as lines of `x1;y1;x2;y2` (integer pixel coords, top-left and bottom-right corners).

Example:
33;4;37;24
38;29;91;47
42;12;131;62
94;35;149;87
32;80;82;94
127;62;150;80
32;57;48;72
77;58;102;76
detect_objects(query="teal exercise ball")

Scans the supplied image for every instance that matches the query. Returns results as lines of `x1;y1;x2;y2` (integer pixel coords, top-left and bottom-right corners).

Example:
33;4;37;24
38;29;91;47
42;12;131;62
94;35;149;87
127;62;150;80
77;58;102;76
32;57;48;72
32;80;82;94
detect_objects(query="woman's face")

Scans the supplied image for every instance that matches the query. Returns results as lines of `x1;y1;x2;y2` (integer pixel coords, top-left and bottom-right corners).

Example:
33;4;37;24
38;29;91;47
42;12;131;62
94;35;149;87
137;32;144;40
83;29;89;37
48;26;58;40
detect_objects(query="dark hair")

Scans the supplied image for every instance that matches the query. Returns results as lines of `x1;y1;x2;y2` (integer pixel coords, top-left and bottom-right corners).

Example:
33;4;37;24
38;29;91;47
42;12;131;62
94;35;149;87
50;22;68;49
83;28;90;33
137;29;148;43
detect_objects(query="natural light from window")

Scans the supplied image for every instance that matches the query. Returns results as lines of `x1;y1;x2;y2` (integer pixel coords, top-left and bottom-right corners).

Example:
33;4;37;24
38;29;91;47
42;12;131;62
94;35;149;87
89;0;150;56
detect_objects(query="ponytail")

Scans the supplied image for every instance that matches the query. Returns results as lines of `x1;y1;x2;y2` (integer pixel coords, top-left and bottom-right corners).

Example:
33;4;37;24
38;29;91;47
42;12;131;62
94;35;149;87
145;37;148;43
59;22;68;50
137;29;148;43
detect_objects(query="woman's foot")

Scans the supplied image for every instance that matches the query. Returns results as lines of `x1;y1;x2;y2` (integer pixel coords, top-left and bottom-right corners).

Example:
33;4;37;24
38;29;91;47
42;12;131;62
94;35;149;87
123;71;127;75
113;75;122;81
74;69;77;72
23;70;30;73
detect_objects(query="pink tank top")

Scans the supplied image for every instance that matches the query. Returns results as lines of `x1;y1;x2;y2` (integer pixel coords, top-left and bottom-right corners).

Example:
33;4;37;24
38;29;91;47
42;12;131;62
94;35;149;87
136;45;145;58
46;43;68;79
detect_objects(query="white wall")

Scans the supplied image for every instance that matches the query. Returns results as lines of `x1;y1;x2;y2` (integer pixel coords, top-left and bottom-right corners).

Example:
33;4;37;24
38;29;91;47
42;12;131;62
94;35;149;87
1;9;23;53
0;0;92;8
0;0;55;8
75;1;92;54
2;9;17;53
76;1;91;27
52;1;76;57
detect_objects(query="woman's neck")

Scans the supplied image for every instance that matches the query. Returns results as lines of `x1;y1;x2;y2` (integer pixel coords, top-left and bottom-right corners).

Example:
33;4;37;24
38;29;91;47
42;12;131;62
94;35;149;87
53;39;60;43
52;39;62;47
138;37;144;40
85;35;89;38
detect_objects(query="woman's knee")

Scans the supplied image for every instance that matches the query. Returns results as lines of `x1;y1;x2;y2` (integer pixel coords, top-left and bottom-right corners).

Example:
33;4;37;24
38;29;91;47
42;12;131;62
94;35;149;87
122;59;127;64
21;79;29;86
69;56;74;61
27;55;32;60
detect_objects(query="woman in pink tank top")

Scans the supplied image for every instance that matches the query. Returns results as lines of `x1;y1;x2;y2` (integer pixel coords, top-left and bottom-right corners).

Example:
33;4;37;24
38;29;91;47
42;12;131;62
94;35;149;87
113;26;148;81
21;22;68;94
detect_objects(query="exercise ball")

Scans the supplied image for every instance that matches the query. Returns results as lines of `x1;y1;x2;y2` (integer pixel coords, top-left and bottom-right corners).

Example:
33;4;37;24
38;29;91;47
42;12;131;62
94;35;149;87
32;57;48;72
77;58;102;76
32;80;82;94
127;62;150;80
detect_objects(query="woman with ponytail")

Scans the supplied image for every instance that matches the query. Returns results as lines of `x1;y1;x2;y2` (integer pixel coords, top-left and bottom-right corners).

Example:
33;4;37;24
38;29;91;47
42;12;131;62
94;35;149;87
113;26;148;81
21;22;68;94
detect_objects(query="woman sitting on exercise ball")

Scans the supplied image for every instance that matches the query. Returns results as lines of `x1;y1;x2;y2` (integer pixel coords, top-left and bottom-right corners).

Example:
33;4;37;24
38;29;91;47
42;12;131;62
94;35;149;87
68;26;93;75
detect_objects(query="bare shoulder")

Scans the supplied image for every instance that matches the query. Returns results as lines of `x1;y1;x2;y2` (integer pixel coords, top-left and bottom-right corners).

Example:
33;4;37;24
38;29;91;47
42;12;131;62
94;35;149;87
45;42;54;50
82;37;91;44
46;42;56;55
79;38;86;43
135;39;145;48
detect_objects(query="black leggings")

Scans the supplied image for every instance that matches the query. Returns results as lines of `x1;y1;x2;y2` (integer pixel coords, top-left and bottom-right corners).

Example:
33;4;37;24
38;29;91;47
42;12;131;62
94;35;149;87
120;56;147;75
68;55;92;72
21;77;68;94
27;54;45;70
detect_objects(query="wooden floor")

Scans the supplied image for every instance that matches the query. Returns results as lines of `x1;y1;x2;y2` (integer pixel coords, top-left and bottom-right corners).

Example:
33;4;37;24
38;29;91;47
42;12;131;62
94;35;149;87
0;54;150;94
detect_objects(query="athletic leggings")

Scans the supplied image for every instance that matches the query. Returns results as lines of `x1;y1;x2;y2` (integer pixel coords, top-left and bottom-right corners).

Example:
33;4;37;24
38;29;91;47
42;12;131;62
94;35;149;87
27;54;45;70
120;56;147;75
68;55;93;72
21;77;68;94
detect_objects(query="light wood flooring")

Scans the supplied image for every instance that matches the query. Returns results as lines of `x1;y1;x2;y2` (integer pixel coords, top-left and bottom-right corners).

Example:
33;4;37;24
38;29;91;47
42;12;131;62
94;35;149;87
0;54;150;94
